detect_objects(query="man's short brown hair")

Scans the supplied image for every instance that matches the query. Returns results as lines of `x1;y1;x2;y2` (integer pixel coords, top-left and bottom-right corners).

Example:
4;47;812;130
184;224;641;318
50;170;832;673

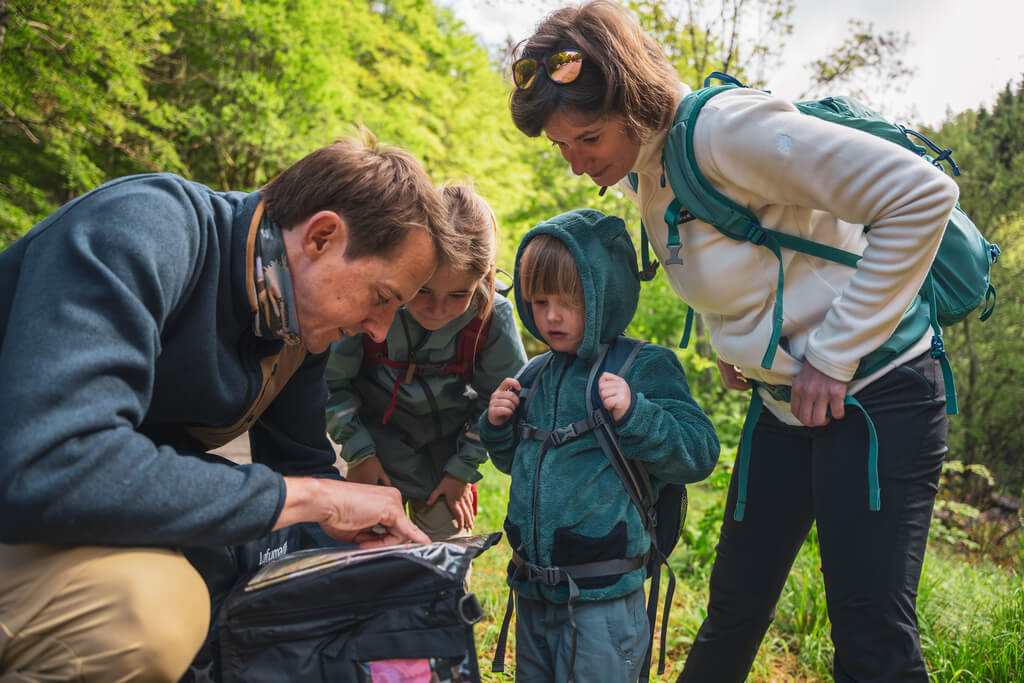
262;128;460;266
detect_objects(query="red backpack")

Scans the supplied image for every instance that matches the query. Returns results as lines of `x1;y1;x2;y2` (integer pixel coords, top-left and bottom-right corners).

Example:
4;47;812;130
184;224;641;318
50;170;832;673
360;312;493;424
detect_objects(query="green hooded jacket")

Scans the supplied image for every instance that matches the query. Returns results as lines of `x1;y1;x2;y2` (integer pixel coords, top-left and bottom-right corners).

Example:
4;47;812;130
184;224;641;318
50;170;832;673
479;209;720;603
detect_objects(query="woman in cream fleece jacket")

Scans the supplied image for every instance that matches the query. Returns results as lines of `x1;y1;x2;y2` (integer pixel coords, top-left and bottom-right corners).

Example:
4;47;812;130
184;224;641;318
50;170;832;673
508;2;958;681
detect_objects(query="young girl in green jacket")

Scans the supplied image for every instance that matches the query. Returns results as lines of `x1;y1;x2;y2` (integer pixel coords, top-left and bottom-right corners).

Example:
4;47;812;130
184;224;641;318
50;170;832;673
325;183;528;541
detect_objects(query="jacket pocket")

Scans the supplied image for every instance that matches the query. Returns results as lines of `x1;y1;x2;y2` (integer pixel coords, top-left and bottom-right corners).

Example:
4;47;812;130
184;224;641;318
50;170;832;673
551;521;629;589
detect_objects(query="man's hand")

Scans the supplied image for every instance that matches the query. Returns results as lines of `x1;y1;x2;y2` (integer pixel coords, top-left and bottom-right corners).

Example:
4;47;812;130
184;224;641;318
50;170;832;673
790;361;847;427
426;474;475;531
716;357;751;391
345;455;392;486
275;477;428;547
487;377;521;426
597;372;631;422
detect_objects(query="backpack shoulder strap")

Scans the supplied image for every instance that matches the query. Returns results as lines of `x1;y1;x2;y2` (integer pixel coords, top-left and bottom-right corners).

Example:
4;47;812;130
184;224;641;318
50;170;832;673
584;337;654;523
361;333;389;368
511;351;553;436
586;336;681;683
661;74;862;368
453;309;494;382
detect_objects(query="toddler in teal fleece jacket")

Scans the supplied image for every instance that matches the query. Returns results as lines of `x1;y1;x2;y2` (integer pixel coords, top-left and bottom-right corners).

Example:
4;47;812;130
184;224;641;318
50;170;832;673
480;208;719;682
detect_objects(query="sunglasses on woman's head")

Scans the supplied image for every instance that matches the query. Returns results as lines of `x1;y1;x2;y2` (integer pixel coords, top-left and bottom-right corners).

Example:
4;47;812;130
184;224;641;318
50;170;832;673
512;50;584;90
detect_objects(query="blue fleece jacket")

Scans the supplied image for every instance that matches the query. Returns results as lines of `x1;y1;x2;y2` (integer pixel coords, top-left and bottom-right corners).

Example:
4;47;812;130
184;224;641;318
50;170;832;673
0;174;338;548
478;209;720;603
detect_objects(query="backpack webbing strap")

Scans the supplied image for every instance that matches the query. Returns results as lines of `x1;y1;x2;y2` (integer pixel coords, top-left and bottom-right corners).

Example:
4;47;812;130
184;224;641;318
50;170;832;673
453;312;493;382
584;339;678;680
642;544;677;678
360;312;494;424
734;382;880;522
627;173;660;283
585;341;654;518
491;552;646;681
517;410;608;447
923;273;958;414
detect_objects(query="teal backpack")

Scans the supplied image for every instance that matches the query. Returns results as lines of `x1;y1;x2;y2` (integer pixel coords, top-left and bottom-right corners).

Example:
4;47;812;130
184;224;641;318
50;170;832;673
630;72;1000;521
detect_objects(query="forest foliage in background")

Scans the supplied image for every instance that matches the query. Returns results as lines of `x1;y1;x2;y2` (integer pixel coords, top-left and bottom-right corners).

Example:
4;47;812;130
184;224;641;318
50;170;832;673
2;0;1022;496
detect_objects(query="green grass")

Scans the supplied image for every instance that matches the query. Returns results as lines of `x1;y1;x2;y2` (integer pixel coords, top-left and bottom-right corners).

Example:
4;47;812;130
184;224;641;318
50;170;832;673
468;460;1023;682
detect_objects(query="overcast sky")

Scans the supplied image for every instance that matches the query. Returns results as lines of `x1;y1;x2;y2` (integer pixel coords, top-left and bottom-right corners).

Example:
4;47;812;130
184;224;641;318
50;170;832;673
442;0;1024;128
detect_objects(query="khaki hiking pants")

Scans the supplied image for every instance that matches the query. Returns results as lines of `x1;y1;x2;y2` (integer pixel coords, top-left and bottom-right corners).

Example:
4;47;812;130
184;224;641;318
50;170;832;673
0;544;209;682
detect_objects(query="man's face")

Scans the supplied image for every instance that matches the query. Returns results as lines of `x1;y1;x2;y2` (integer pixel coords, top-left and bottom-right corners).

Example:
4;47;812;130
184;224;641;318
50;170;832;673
291;222;436;353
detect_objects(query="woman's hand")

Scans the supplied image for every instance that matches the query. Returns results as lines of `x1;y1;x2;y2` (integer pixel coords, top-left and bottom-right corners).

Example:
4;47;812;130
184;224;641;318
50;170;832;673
598;372;632;421
345;455;392;486
427;474;475;531
717;358;751;391
487;377;522;426
790;361;847;426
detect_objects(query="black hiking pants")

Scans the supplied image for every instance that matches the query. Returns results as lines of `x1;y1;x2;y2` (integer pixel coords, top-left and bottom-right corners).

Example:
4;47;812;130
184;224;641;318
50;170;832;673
679;351;947;682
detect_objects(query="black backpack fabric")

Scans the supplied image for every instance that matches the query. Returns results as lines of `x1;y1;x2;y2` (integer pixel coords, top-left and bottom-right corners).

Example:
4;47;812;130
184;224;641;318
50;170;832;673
213;532;500;683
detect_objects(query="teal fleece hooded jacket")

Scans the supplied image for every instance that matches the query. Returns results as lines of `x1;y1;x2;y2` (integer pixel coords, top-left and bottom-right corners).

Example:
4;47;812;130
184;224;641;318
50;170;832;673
478;209;719;603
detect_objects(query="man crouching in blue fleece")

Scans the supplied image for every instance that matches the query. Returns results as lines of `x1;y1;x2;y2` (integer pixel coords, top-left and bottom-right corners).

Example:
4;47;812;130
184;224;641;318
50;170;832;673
0;131;458;681
481;209;720;682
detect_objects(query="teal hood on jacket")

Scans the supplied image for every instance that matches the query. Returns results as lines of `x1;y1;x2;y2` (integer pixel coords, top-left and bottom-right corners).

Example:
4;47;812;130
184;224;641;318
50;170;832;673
514;209;641;359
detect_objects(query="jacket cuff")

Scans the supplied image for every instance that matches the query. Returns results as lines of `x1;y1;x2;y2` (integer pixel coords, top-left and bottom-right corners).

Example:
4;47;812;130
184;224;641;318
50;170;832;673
613;393;638;428
478;412;514;442
444;459;483;484
337;429;375;463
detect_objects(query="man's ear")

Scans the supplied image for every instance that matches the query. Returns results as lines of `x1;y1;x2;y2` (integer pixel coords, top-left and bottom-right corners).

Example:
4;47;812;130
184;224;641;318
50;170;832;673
301;210;346;259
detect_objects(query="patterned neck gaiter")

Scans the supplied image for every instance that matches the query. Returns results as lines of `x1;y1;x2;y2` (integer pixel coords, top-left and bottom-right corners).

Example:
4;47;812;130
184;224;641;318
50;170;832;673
252;211;302;345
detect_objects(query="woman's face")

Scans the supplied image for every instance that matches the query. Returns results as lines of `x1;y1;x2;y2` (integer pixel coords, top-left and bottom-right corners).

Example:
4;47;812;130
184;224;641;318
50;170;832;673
544;110;641;188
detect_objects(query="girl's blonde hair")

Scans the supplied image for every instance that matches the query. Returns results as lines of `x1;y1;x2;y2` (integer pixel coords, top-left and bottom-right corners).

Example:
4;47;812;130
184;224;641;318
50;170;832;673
509;0;679;142
439;182;498;323
518;234;583;309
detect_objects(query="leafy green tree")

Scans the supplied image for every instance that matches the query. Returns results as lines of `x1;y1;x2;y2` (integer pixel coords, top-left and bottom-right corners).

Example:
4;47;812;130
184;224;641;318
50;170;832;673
928;79;1024;490
802;19;916;116
0;0;183;244
628;0;794;89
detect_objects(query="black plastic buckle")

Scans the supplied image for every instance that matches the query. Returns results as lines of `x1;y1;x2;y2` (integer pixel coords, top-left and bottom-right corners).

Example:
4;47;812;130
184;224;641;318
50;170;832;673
526;564;562;586
550;423;578;445
519;424;544;442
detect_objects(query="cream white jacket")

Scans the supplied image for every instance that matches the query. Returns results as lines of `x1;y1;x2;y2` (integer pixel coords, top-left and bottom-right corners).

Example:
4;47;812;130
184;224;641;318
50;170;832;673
620;85;960;424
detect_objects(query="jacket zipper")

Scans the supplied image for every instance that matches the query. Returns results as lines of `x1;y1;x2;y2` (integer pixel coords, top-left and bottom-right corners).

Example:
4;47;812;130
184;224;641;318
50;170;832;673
529;359;572;565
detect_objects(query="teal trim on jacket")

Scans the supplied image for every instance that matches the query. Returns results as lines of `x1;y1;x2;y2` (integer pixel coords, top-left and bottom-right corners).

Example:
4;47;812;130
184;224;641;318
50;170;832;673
324;295;527;500
0;173;339;547
478;209;719;603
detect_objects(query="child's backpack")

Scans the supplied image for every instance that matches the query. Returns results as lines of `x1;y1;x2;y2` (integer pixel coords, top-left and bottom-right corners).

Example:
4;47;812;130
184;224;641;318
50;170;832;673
216;533;501;683
361;310;493;424
628;73;1000;523
491;336;686;683
359;269;514;425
